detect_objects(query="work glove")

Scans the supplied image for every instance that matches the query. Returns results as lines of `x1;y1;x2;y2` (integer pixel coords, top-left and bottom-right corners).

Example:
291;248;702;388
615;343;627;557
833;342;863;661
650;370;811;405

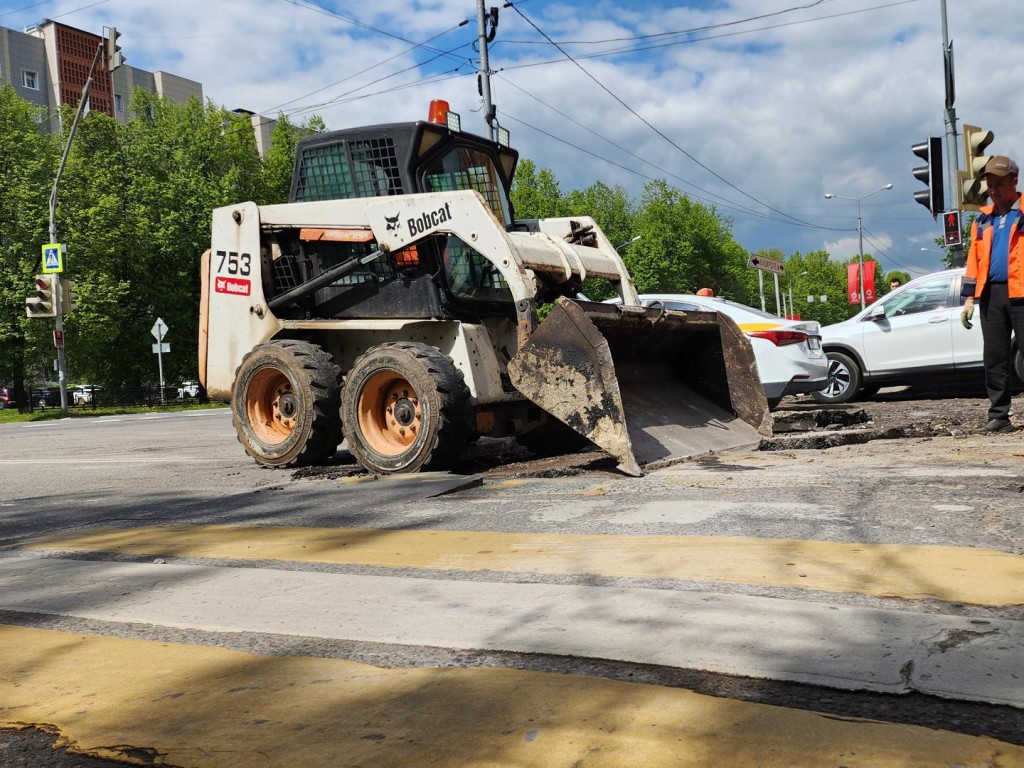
960;298;975;330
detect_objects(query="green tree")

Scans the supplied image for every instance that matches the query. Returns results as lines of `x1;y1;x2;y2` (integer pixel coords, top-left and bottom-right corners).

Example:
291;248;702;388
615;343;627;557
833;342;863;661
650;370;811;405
627;180;749;298
781;250;850;326
510;159;563;220
0;85;57;404
56;91;267;387
260;113;324;204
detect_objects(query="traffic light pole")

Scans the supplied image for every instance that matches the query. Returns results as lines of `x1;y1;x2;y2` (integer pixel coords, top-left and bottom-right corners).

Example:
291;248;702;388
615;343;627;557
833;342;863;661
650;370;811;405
47;40;103;416
940;0;964;267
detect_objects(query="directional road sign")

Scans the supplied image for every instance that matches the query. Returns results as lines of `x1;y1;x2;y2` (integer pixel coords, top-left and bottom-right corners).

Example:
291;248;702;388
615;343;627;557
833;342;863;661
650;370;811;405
748;254;785;275
151;318;168;342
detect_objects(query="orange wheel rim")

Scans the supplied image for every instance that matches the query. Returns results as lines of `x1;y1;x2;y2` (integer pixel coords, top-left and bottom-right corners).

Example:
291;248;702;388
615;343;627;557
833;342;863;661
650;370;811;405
246;367;298;445
357;371;421;456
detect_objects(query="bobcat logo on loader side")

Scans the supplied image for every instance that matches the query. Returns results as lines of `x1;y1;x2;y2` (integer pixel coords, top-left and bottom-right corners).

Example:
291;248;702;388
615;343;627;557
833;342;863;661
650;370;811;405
385;213;401;232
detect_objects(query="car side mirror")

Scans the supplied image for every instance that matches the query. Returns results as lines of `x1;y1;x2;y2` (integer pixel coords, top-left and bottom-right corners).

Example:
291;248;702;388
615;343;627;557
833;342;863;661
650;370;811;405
866;304;886;321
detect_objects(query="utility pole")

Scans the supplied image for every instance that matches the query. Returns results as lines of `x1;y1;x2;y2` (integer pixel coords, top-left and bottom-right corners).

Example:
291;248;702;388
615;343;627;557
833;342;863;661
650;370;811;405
47;27;122;415
477;0;498;141
940;0;964;267
48;40;103;416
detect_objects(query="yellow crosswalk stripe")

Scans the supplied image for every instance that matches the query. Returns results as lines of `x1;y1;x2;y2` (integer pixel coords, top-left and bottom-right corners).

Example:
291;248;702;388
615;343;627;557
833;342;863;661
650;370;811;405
1;624;1019;768
25;524;1024;607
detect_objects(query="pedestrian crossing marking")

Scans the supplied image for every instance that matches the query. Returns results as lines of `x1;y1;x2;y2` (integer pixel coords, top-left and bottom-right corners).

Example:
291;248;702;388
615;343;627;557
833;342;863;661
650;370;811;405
23;524;1024;607
0;625;1019;768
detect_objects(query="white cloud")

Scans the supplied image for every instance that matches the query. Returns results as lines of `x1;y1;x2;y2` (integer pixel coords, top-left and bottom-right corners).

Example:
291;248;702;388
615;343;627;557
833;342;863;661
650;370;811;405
5;0;1020;276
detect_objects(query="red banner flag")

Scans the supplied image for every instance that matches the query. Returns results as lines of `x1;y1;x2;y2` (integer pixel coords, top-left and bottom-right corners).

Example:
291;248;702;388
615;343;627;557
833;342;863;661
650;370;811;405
847;263;860;305
863;261;876;303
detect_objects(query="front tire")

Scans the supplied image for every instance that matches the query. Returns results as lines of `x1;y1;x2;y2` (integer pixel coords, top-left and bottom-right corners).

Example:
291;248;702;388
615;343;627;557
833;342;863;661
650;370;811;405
232;339;342;467
812;351;862;405
342;342;472;474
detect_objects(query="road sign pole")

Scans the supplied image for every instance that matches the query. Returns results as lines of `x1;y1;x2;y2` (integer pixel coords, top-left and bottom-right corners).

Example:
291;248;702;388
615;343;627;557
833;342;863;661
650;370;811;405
758;270;766;312
151;318;169;405
773;273;782;318
157;345;165;405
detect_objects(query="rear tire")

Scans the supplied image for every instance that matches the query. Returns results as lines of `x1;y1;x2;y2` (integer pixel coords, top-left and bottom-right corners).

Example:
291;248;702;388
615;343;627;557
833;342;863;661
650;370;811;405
342;342;471;474
232;340;342;467
1015;348;1024;383
812;351;861;405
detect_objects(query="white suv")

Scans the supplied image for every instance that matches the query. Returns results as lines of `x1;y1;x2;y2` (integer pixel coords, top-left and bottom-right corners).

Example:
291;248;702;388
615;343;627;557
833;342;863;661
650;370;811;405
813;268;1024;404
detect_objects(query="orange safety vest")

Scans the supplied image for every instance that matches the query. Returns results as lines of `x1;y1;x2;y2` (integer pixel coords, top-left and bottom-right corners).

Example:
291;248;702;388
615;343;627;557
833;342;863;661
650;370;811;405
963;193;1024;300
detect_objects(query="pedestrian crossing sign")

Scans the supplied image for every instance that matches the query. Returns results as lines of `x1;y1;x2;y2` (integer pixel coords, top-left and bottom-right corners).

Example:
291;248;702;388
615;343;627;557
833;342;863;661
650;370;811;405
41;243;64;274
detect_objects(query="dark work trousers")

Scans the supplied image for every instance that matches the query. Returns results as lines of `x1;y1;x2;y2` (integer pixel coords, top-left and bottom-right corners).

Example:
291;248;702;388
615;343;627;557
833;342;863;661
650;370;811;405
979;281;1024;421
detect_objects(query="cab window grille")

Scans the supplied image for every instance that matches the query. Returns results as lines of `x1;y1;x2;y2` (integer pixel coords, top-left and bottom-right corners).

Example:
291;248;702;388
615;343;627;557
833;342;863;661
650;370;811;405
294;138;402;201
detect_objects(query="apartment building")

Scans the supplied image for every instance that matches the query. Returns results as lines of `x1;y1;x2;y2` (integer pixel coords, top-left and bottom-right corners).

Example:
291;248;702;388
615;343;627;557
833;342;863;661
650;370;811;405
0;19;203;133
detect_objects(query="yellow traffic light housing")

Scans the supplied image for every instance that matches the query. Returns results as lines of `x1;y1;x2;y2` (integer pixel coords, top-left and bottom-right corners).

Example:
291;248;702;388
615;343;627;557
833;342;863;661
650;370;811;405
25;274;56;318
957;123;994;211
106;26;125;71
61;278;77;315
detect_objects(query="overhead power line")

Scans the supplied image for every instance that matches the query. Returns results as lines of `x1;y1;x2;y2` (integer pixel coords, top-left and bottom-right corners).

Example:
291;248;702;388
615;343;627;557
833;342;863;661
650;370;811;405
505;2;828;230
499;0;923;65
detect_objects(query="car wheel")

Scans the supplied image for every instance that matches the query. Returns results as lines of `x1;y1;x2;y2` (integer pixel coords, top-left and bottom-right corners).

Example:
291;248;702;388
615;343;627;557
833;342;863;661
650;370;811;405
811;351;862;404
342;342;472;474
1015;348;1024;384
232;339;342;467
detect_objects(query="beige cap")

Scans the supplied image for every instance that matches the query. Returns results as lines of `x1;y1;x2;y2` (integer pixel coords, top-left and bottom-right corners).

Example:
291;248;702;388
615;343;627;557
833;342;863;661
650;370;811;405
983;155;1019;177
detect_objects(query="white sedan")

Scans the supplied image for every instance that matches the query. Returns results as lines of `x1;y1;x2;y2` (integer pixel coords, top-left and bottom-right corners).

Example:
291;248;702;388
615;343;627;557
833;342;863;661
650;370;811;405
619;294;828;408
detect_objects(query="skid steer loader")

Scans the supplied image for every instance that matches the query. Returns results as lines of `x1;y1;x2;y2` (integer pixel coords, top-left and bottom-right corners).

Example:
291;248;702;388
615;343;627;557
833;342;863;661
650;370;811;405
199;100;770;476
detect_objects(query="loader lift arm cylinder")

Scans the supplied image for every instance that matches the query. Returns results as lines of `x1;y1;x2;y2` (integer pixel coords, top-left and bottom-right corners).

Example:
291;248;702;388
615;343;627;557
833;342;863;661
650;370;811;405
267;250;383;312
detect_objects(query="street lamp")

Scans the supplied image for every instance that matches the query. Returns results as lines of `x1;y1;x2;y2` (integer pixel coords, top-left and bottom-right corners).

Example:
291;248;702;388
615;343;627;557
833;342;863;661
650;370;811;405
615;235;641;252
824;183;893;310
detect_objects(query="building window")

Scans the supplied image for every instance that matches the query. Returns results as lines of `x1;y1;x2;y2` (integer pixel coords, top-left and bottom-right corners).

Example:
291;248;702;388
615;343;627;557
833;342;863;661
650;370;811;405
114;93;124;112
22;70;39;90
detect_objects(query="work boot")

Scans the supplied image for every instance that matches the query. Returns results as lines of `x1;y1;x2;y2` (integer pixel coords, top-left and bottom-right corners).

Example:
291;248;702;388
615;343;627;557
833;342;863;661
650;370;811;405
975;418;1013;434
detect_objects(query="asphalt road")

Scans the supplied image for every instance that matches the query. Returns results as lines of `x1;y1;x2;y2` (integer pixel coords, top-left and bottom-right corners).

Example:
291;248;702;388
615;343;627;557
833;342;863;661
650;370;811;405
0;403;1023;766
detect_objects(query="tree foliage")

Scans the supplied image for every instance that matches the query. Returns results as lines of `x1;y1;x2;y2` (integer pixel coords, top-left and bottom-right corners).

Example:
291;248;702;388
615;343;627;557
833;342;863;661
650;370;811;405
0;86;320;400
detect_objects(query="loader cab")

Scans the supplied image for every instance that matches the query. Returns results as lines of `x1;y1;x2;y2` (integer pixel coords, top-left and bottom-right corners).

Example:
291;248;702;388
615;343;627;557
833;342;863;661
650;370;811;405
288;103;519;318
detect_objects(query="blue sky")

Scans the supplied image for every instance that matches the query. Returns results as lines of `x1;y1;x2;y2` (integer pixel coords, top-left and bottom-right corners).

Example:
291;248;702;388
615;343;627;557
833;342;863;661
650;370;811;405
2;0;1022;277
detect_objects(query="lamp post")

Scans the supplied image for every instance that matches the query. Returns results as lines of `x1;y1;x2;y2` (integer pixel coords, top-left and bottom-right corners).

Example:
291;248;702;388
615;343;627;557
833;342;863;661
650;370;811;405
824;183;893;310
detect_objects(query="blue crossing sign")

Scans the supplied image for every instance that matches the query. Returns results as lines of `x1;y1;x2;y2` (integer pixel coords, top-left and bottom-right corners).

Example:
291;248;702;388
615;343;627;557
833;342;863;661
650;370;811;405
41;243;64;274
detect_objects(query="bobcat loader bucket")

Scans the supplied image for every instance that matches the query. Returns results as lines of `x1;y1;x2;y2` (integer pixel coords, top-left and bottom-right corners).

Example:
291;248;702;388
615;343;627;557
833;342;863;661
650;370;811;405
507;298;771;476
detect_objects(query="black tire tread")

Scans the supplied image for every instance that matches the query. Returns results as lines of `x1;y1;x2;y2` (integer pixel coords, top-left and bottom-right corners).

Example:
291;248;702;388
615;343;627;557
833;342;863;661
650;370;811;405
342;341;471;473
232;339;341;467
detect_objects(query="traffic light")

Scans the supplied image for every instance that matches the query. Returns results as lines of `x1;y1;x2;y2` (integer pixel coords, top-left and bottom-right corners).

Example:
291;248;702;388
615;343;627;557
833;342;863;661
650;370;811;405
957;123;994;211
25;274;56;318
106;27;125;71
912;137;944;218
61;279;77;314
943;211;962;247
